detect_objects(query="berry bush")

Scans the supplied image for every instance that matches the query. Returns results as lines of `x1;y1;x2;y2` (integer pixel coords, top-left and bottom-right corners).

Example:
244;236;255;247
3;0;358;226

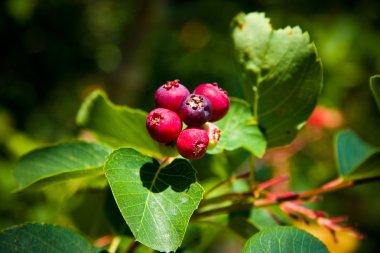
1;12;380;253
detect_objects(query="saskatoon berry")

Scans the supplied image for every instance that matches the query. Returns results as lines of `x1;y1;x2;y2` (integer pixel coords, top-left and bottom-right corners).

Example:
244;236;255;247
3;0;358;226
146;108;182;143
202;122;221;150
194;83;230;122
154;79;190;113
176;127;209;159
179;94;213;127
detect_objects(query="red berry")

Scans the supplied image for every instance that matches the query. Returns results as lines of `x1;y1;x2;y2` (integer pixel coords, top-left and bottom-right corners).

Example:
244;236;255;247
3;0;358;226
307;105;344;129
176;127;209;159
179;94;213;127
146;108;182;143
202;122;221;150
194;83;230;122
154;79;190;113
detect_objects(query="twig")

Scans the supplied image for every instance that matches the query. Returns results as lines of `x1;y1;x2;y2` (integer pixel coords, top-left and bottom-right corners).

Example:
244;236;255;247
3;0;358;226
199;192;252;207
125;240;140;253
249;155;256;190
203;172;250;198
195;176;380;220
192;203;253;220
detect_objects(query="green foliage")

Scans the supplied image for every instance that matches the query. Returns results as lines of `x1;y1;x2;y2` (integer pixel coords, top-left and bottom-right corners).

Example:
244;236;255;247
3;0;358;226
77;90;163;159
12;8;380;252
231;12;323;147
208;98;266;157
0;223;101;253
104;148;204;252
242;226;329;253
14;142;111;191
370;75;380;113
335;129;380;181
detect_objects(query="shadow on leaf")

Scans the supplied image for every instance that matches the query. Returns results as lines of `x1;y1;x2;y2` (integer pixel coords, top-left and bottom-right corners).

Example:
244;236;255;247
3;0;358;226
140;159;197;193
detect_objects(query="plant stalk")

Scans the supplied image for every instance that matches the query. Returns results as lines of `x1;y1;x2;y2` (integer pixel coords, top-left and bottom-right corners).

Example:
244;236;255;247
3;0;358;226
195;176;380;220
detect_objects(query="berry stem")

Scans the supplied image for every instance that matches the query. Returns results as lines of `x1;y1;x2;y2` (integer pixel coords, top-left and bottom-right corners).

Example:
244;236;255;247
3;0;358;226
158;156;175;168
253;86;259;121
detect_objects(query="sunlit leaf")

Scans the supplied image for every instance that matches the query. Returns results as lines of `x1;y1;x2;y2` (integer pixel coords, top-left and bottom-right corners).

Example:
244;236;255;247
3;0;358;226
77;90;164;159
14;142;111;191
335;129;380;181
104;148;203;252
208;98;266;157
0;223;101;253
242;226;328;253
370;75;380;113
232;12;322;147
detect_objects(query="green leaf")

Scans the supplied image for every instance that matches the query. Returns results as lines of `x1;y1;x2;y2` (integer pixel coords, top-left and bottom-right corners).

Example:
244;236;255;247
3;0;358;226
232;12;323;147
250;206;292;230
242;226;329;253
349;153;380;181
208;98;266;157
77;90;164;159
336;129;380;181
370;75;380;112
14;142;111;191
104;148;204;252
0;223;101;253
335;129;375;177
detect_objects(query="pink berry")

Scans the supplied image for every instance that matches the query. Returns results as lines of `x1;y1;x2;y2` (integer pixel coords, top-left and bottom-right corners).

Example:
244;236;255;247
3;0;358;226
154;79;190;113
176;127;209;160
146;108;182;143
194;83;230;122
179;94;213;127
202;122;221;150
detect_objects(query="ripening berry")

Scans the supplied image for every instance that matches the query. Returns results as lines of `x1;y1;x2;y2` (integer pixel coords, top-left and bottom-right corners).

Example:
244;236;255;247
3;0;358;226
154;79;190;113
179;94;213;127
146;108;182;143
176;127;209;159
194;83;230;122
307;105;344;129
202;122;221;150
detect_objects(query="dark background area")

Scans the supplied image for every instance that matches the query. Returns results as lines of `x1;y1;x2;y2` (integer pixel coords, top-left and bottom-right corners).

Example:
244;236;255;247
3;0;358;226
1;0;380;252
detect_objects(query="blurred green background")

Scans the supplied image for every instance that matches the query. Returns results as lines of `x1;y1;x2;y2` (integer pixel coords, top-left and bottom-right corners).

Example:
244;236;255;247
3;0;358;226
1;0;380;252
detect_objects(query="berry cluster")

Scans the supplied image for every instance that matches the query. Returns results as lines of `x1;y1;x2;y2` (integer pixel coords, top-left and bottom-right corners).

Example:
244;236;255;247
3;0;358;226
146;79;230;159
